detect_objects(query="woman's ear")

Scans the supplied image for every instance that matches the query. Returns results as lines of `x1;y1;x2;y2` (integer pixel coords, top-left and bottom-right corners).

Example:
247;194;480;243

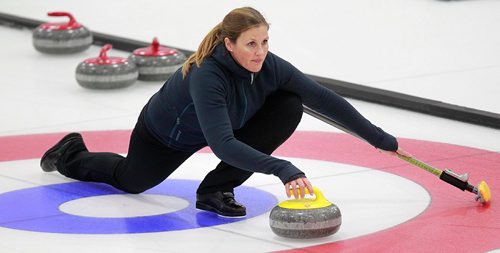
224;37;233;52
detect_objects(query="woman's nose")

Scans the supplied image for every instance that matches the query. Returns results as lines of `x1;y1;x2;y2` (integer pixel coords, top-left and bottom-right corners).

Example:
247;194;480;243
255;45;265;55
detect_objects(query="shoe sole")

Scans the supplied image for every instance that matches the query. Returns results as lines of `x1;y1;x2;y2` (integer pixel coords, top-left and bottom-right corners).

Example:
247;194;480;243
40;132;83;172
196;202;246;218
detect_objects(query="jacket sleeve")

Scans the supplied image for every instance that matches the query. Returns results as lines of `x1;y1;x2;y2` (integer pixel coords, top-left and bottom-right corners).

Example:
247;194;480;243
278;59;398;151
189;69;305;184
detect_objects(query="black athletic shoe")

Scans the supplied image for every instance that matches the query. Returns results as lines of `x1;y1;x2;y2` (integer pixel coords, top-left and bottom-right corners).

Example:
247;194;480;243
196;191;246;218
40;132;83;172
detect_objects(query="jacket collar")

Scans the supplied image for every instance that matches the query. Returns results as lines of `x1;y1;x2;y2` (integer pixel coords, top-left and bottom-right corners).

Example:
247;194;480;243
212;44;253;80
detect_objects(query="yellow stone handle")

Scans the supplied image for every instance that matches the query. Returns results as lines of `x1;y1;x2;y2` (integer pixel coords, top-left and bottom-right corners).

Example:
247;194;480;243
281;186;332;209
296;186;323;200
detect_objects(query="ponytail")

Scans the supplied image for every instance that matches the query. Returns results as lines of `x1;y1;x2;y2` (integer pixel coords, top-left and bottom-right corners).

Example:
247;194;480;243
181;23;222;78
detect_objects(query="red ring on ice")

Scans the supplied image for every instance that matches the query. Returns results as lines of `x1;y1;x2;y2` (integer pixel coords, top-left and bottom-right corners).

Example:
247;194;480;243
0;130;498;251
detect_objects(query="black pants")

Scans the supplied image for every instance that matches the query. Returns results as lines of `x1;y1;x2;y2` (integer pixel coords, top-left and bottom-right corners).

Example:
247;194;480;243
59;90;303;194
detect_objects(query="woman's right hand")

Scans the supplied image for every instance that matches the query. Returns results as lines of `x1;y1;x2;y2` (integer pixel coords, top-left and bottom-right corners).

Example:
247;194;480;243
285;177;314;199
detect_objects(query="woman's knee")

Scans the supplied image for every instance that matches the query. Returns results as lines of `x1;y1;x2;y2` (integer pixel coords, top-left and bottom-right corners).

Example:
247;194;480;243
115;174;159;194
271;91;303;122
117;184;150;194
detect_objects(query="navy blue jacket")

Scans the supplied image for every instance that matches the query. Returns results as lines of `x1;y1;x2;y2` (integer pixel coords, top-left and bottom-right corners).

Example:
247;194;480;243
144;44;397;184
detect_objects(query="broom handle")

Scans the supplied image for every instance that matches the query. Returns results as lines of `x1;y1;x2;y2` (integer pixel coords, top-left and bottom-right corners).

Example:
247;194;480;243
396;154;443;177
303;107;471;189
303;107;490;202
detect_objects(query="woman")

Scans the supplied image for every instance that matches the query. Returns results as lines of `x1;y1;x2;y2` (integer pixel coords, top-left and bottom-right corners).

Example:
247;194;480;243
41;7;408;218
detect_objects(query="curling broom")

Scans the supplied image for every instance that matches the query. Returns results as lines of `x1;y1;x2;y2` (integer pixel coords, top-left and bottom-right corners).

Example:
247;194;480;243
303;107;492;204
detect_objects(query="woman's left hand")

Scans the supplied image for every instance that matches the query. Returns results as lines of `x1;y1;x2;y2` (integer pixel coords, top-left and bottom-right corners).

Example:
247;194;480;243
378;147;412;158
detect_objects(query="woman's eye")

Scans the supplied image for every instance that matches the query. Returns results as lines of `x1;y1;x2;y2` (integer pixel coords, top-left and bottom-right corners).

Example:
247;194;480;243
247;42;256;47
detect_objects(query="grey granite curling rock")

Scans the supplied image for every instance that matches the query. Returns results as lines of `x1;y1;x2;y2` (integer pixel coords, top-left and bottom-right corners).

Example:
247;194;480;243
269;187;342;239
128;37;186;82
33;12;92;54
75;44;138;89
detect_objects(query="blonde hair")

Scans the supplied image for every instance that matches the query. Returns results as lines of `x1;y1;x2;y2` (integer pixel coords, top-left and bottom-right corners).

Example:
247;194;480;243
181;7;269;78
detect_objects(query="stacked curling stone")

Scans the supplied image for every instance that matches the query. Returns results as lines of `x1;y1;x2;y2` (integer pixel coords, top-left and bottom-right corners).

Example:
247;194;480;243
75;44;138;89
269;187;341;239
33;12;92;54
128;37;186;81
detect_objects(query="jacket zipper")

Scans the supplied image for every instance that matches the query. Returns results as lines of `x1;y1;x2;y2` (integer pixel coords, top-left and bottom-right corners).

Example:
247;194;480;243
239;79;249;128
169;103;194;142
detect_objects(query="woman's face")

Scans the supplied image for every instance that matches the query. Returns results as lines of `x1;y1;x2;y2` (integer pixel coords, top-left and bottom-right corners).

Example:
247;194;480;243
224;25;269;73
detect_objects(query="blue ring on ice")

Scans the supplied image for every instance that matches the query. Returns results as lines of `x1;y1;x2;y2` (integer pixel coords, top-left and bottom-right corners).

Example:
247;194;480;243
0;179;276;234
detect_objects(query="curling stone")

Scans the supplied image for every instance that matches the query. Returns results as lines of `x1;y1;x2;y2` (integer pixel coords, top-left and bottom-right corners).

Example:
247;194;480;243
33;12;92;54
128;37;186;81
75;44;138;89
269;187;341;239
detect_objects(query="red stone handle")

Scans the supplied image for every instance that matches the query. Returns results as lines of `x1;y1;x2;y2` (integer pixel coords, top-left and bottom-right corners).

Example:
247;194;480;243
47;12;76;26
98;44;113;63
